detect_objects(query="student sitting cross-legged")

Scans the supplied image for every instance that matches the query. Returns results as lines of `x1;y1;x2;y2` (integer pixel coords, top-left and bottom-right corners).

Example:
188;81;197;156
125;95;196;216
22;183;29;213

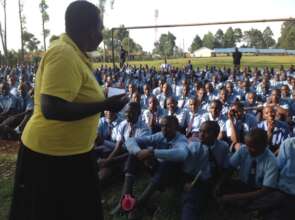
218;128;279;217
97;102;150;184
111;115;189;219
181;121;229;220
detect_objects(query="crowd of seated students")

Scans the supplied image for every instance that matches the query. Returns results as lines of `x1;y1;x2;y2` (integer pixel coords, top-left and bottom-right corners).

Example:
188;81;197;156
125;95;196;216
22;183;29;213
1;62;295;219
94;63;295;219
0;64;35;140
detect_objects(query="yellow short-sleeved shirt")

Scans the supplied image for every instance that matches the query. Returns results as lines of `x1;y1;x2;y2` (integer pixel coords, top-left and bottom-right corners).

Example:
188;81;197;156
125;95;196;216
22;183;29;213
21;34;105;156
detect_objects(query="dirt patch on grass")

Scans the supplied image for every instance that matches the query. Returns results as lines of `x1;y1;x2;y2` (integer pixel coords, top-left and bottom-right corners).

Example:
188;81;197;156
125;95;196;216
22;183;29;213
0;140;19;154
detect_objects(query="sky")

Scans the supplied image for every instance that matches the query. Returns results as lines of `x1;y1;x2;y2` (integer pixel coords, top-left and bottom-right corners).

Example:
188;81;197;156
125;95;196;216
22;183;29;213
0;0;295;53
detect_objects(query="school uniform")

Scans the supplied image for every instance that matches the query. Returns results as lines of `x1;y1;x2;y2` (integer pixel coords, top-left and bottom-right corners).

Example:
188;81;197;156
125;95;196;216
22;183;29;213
181;140;229;220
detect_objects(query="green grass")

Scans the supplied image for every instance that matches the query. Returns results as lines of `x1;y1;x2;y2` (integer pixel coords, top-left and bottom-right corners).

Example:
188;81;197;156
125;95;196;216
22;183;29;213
0;154;254;220
95;55;295;69
0;154;16;220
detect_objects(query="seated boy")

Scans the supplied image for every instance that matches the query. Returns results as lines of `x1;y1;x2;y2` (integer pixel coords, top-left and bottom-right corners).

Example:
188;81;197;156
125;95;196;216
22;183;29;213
112;115;189;218
219;128;279;216
181;121;229;220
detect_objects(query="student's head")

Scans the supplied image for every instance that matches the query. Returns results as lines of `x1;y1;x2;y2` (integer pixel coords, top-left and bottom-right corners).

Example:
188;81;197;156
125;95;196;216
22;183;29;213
131;91;141;104
281;85;290;98
143;84;150;95
65;1;103;51
262;106;276;122
148;96;158;112
17;82;28;97
205;82;214;93
230;102;244;119
199;121;220;146
225;82;234;94
270;89;281;104
166;96;177;111
162;82;170;95
182;84;190;96
189;97;199;113
246;92;256;105
244;128;268;157
160;115;179;140
209;100;222;118
219;88;228;102
128;83;136;94
125;102;141;124
197;87;205;100
104;110;116;122
0;82;9;96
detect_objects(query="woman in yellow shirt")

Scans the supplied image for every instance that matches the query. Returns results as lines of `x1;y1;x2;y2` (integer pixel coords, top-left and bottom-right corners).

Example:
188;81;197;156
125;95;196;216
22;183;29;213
9;2;128;220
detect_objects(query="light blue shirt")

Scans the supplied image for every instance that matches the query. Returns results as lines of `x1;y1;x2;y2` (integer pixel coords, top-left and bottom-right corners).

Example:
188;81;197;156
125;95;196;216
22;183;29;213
116;118;151;143
125;131;189;162
277;138;295;195
183;140;229;180
97;116;122;142
230;145;279;188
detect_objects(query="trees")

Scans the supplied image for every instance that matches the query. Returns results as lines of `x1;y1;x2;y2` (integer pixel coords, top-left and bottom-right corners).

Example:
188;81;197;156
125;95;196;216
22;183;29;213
262;27;276;48
190;34;202;52
0;0;8;64
23;31;40;52
214;29;224;48
223;27;235;48
202;32;215;49
39;0;50;51
157;32;176;57
243;28;265;48
277;21;295;49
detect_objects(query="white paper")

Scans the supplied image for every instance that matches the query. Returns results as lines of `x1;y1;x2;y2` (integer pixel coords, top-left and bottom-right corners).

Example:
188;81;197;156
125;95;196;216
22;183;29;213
107;87;126;97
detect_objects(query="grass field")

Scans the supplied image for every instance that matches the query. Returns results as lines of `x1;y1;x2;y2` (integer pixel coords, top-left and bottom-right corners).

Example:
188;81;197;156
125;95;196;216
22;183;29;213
97;55;295;69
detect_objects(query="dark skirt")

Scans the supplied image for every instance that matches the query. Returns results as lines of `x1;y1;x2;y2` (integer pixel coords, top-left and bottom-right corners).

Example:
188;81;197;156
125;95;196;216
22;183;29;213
9;143;104;220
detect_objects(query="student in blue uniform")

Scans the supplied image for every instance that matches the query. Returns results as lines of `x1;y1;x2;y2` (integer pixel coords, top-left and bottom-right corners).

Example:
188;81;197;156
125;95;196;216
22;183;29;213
219;128;279;215
182;121;229;220
112;115;189;218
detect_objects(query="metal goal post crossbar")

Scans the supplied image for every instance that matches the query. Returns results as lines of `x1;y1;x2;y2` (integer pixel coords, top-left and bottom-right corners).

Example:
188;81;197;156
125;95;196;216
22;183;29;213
110;17;295;68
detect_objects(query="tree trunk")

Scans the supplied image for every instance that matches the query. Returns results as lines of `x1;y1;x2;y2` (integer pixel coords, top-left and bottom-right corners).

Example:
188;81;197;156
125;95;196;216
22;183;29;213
18;0;25;63
42;17;46;51
0;0;8;64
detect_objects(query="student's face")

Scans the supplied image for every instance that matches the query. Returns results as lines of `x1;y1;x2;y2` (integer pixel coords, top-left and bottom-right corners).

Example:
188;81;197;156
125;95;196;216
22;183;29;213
263;107;275;122
163;83;169;94
219;90;227;101
189;99;198;112
209;102;221;118
166;98;176;111
160;118;176;140
205;83;213;93
247;94;255;104
197;89;205;99
128;84;135;94
0;83;9;96
143;86;150;95
125;107;140;123
245;137;265;157
199;123;216;146
281;86;289;97
104;110;115;121
183;86;189;96
148;98;157;111
271;90;280;103
226;84;233;94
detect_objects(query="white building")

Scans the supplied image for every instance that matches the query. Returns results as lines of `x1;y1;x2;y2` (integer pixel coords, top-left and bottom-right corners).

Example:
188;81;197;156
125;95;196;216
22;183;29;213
192;47;212;57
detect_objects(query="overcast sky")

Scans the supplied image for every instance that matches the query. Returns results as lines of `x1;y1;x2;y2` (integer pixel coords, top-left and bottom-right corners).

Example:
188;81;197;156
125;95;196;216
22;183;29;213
1;0;295;52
